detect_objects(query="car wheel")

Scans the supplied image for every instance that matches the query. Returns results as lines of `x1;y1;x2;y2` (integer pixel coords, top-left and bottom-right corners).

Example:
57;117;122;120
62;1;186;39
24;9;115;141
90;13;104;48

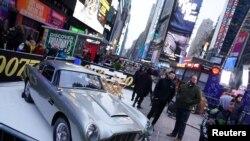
53;117;71;141
23;81;33;103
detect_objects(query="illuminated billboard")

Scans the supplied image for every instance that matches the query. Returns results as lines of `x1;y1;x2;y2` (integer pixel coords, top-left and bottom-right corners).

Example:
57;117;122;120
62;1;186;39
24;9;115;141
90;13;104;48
73;0;111;34
17;0;66;28
230;31;249;57
161;0;203;61
224;57;237;71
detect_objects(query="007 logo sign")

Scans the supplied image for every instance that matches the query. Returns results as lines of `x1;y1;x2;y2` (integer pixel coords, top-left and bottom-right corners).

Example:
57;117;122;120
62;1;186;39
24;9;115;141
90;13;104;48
0;55;40;77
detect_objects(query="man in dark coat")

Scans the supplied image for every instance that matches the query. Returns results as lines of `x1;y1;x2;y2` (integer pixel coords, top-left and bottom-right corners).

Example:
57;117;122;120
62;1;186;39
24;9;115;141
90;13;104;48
7;25;24;51
131;66;144;101
132;68;153;109
147;71;176;126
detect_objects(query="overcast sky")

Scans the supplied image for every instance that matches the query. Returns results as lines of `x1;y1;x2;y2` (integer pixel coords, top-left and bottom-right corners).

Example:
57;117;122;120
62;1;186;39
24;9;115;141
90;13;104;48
124;0;157;49
189;0;227;45
124;0;228;50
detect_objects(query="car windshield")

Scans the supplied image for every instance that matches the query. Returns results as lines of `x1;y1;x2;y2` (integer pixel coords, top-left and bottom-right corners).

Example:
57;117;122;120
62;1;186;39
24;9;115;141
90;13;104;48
59;70;103;90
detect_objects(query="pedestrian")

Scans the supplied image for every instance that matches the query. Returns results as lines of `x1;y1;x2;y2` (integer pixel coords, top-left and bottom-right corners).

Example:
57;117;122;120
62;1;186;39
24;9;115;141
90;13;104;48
149;70;159;105
199;95;235;141
20;40;31;53
167;75;202;141
230;94;243;124
29;40;36;53
147;71;176;128
7;25;24;51
94;51;101;64
58;48;68;59
221;88;232;97
85;50;91;61
33;43;45;56
131;66;144;101
132;68;153;109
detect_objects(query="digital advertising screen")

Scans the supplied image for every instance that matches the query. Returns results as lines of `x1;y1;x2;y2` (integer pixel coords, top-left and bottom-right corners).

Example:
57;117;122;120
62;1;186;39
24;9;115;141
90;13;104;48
161;0;203;62
73;0;111;34
224;57;237;71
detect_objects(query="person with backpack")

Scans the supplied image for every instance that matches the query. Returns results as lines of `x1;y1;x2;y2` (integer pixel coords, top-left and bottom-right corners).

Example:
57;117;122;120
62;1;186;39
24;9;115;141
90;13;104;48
199;95;235;141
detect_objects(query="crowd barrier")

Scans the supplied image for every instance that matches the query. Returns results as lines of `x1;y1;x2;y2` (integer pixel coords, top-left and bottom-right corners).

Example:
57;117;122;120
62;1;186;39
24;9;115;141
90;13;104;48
75;58;135;89
0;49;135;89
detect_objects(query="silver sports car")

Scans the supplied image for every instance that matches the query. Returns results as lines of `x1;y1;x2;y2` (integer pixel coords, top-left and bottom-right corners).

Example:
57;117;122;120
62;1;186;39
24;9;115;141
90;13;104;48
21;60;152;141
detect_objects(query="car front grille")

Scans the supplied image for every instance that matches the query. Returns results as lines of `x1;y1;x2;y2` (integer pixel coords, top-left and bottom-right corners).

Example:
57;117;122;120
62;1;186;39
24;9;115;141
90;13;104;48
102;132;139;141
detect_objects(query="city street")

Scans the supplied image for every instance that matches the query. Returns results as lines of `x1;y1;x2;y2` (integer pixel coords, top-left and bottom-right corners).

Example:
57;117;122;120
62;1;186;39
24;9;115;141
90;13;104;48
122;89;203;141
1;0;250;140
0;82;203;141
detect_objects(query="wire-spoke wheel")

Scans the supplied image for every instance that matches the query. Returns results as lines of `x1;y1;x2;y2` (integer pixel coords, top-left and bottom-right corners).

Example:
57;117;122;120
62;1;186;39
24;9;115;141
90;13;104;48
53;117;71;141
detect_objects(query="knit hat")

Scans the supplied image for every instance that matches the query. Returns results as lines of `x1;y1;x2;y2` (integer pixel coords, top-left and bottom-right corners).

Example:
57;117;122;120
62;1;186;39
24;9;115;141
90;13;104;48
219;95;234;110
168;70;176;74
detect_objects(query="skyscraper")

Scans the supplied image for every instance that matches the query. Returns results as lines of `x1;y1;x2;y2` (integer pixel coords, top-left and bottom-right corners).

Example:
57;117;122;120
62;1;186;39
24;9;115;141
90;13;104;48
188;19;213;57
208;0;250;58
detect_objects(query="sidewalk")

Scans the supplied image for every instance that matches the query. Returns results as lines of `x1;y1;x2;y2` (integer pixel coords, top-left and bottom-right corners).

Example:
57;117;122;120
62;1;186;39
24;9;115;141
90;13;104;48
122;89;203;141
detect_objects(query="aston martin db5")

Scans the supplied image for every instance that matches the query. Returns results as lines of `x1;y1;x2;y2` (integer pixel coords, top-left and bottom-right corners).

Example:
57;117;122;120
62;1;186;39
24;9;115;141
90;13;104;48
21;60;152;141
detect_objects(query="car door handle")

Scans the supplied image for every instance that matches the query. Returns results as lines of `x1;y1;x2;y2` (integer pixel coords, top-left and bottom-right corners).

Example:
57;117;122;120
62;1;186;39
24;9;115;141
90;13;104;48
48;98;54;105
57;88;63;94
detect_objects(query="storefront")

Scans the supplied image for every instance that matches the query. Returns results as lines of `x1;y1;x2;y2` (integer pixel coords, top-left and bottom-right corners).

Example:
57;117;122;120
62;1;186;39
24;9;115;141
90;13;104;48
67;15;103;58
42;26;111;62
16;0;66;42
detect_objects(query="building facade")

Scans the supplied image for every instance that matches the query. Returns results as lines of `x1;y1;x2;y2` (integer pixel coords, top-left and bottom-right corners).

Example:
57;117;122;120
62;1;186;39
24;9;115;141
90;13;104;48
128;3;156;60
188;19;213;58
141;0;165;59
208;0;250;59
109;0;131;53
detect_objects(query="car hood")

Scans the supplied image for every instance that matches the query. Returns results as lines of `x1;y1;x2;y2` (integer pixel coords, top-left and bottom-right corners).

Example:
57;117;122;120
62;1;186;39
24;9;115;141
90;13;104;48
62;89;147;131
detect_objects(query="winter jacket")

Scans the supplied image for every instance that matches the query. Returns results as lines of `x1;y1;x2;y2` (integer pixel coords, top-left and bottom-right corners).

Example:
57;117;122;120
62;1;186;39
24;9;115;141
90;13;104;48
153;77;176;103
133;69;143;85
175;82;201;111
230;102;243;124
200;106;234;140
135;72;152;97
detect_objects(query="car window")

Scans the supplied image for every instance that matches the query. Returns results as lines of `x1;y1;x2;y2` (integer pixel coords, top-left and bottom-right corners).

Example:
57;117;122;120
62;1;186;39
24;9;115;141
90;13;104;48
59;70;103;90
53;71;60;86
35;62;45;71
42;65;55;81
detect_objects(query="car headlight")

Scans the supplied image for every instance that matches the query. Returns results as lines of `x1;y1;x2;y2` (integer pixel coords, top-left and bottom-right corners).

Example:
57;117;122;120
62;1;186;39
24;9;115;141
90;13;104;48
146;121;153;136
86;124;100;141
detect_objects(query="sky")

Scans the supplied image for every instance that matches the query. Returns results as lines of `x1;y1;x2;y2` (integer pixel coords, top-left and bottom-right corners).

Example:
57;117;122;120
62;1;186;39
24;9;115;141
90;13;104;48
189;0;228;46
124;0;157;49
124;0;228;49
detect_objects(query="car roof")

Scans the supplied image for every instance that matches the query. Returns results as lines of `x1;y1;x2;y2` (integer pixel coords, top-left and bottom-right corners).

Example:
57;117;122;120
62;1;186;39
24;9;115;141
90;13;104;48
46;60;100;76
